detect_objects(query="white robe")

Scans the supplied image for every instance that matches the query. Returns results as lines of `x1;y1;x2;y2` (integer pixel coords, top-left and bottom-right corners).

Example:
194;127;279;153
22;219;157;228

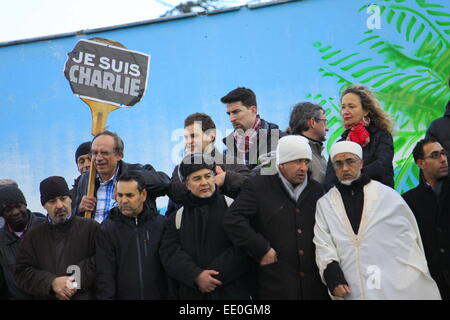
314;180;441;300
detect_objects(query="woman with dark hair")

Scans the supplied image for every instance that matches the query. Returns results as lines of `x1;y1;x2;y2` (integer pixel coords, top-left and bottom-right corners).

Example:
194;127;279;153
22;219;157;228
324;85;395;190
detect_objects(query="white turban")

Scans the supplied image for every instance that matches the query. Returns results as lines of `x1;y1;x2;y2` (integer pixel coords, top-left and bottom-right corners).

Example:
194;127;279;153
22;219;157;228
329;141;363;161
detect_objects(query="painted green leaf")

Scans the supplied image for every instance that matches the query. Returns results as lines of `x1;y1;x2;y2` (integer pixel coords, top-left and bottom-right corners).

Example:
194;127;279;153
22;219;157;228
311;0;450;192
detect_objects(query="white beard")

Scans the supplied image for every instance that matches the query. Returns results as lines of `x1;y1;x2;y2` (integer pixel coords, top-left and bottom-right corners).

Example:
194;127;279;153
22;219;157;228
339;171;361;185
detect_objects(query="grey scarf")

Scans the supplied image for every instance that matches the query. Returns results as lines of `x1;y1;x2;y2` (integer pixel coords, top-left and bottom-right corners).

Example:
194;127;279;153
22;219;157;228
278;171;308;202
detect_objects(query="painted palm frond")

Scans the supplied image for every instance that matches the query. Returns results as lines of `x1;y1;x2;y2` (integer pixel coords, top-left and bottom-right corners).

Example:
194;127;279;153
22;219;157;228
311;0;450;193
394;154;420;190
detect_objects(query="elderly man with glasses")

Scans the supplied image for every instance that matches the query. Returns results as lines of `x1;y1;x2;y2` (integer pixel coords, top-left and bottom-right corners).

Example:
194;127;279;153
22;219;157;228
403;137;450;299
314;141;441;300
288;102;329;184
73;130;170;223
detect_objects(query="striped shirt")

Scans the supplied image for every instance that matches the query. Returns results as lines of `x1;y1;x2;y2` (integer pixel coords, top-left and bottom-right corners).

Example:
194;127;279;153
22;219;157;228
95;168;119;223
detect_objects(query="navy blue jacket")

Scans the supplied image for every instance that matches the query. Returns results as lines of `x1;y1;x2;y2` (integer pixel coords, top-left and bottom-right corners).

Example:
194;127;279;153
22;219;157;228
95;204;168;300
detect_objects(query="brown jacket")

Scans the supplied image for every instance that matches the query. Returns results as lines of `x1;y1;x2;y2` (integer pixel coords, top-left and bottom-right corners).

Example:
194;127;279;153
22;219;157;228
15;216;99;299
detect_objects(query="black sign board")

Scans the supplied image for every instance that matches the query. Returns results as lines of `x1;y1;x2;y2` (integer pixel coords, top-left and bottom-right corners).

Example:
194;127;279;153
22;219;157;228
64;39;150;107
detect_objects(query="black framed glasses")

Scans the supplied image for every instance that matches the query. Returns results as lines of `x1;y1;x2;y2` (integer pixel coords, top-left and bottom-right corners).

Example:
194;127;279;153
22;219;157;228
424;150;448;160
315;118;328;125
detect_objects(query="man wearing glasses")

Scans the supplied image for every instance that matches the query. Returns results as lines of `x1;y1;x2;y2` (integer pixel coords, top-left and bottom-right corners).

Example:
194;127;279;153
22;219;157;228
314;141;440;299
288;102;329;184
403;138;450;299
73;130;170;223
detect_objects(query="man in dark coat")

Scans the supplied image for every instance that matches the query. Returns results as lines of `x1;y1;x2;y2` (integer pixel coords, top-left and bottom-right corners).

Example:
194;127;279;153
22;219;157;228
160;153;256;300
71;141;91;200
0;186;45;299
0;179;19;230
402;137;450;299
224;135;329;300
220;87;286;169
95;172;167;300
426;78;450;152
73;130;170;222
167;112;251;216
15;176;99;300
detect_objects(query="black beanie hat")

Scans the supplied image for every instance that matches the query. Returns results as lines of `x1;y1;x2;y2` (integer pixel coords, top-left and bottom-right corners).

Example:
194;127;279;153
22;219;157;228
178;153;216;182
75;141;92;163
0;186;27;216
40;176;71;206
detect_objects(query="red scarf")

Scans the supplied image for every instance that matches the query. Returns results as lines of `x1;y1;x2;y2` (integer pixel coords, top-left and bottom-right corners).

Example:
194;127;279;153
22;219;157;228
345;119;370;147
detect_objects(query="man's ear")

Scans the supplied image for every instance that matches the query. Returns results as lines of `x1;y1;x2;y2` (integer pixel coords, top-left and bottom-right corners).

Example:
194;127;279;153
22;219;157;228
250;105;257;114
204;128;216;144
416;159;425;170
141;188;147;200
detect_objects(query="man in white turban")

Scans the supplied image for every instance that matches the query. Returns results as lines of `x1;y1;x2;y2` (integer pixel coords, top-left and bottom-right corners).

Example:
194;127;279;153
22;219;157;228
313;141;441;300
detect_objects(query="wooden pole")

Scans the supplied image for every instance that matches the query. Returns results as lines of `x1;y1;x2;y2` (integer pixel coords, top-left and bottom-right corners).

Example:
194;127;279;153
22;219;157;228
81;98;120;219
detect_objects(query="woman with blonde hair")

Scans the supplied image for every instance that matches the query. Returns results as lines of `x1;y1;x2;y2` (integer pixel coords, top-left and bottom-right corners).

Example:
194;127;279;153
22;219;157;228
324;85;394;190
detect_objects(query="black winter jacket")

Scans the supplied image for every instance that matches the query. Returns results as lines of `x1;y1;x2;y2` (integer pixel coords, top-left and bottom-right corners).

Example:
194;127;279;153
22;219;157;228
426;101;450;153
95;204;168;300
223;174;329;300
73;160;170;218
15;216;99;300
402;176;450;299
0;212;45;299
160;190;256;300
222;118;286;169
324;125;394;191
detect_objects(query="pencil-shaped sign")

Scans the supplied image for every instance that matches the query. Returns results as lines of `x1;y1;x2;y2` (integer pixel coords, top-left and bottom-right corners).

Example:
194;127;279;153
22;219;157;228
64;39;150;107
64;38;150;218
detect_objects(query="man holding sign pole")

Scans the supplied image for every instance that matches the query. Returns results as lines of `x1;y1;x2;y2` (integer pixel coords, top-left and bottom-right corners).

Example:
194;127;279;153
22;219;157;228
74;131;170;223
64;38;169;222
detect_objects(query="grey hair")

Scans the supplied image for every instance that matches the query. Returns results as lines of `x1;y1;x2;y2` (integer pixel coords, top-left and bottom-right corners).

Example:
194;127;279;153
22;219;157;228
288;102;324;135
93;130;124;154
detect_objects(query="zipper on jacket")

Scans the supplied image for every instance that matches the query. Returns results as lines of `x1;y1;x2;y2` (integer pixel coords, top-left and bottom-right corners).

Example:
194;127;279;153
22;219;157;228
144;231;149;257
135;225;145;300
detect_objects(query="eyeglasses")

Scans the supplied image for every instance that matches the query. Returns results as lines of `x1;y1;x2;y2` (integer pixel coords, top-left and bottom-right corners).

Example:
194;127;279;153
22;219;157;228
90;150;116;157
424;150;448;160
315;118;328;125
333;158;360;169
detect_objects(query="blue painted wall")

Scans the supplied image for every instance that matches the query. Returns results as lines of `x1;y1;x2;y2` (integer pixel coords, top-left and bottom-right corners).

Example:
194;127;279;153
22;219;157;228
1;0;449;212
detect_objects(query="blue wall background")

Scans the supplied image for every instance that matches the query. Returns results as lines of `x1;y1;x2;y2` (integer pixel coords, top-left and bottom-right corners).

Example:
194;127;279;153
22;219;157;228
1;0;449;212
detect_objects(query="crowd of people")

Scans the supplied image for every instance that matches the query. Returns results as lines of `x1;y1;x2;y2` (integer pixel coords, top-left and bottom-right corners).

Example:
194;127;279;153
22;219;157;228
0;84;449;300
